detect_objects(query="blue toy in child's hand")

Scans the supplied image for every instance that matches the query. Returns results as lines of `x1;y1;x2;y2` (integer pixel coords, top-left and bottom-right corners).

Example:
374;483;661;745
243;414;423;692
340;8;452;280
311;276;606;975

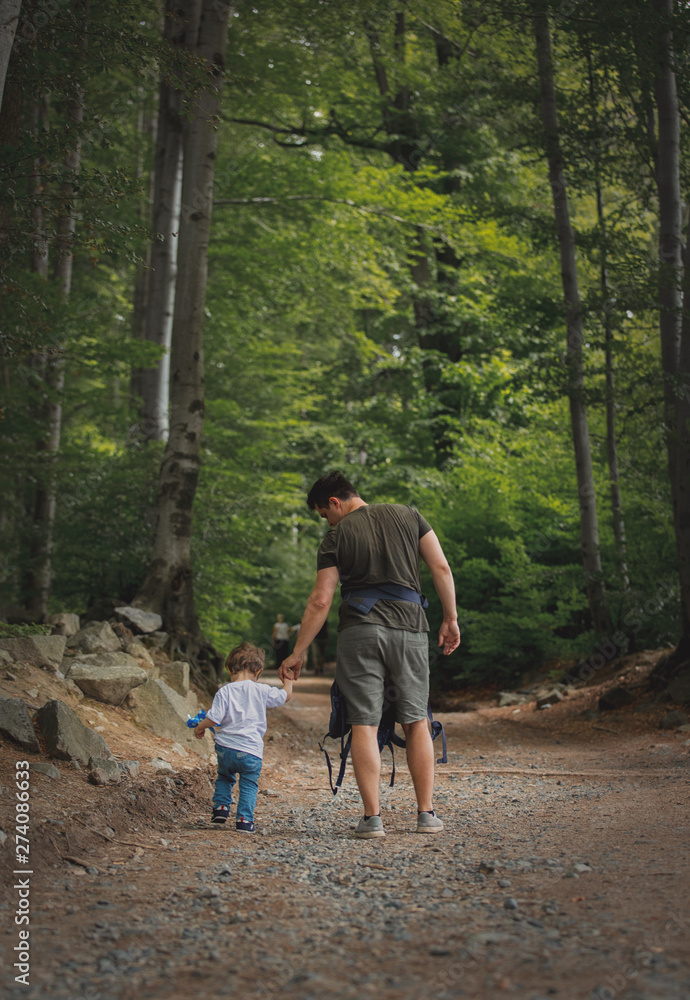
187;710;214;732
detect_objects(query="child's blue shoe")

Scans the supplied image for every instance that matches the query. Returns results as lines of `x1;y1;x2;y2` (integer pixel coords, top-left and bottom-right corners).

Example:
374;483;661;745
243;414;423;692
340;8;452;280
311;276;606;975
236;817;255;833
212;805;229;824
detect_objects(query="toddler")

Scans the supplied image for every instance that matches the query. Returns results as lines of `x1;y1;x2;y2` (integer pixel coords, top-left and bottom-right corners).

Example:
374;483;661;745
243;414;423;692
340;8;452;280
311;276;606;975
195;641;292;832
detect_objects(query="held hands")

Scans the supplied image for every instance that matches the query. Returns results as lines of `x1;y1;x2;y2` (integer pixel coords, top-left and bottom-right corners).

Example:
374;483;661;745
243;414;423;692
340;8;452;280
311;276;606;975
278;651;305;681
438;619;461;655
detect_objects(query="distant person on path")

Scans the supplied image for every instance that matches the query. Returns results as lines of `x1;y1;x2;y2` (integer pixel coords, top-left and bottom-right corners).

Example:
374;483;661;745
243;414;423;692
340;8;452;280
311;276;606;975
278;471;460;839
195;641;292;833
271;613;290;670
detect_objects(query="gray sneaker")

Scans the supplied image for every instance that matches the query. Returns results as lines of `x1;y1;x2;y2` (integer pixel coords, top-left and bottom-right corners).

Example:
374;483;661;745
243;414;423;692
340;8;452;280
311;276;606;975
353;815;385;839
416;811;444;834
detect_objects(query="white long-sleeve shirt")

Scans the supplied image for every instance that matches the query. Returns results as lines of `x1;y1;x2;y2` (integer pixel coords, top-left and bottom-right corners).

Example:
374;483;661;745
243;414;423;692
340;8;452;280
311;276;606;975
208;680;287;758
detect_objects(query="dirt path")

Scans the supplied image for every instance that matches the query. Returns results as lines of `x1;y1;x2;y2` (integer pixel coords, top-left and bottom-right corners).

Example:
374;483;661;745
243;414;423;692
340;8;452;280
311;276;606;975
1;673;689;1000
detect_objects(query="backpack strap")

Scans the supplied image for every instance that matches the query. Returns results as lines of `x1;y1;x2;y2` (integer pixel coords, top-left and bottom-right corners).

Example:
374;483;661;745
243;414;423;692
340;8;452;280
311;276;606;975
318;729;353;796
384;737;396;787
428;704;448;764
336;732;351;792
340;583;429;615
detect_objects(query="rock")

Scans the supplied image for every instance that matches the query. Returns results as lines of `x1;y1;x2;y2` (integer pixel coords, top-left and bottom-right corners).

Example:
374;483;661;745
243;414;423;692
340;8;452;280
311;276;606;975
160;660;190;696
35;699;111;764
599;685;636;711
470;932;515;945
572;862;592;874
111;621;134;646
88;757;120;783
660;709;689;730
498;692;528;708
143;631;169;650
0;649;12;666
504;897;518;910
30;762;60;779
65;653;147;705
116;760;140;778
0;830;7;846
128;677;209;758
124;640;154;665
114;606;163;634
479;860;500;873
151;758;174;772
46;613;80;637
57;675;85;701
67;621;121;656
667;671;690;705
0;697;40;752
536;689;563;709
0;635;66;672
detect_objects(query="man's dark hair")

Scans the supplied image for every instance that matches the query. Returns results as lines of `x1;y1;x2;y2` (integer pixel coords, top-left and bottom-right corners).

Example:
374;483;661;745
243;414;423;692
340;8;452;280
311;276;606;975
307;471;359;510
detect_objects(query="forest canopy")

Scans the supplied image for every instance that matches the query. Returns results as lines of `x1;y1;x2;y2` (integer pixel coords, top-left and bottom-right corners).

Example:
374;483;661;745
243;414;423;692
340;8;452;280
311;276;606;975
1;0;689;689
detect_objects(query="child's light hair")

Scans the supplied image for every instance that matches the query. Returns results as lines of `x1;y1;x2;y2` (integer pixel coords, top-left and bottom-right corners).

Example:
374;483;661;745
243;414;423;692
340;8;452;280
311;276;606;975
225;641;266;677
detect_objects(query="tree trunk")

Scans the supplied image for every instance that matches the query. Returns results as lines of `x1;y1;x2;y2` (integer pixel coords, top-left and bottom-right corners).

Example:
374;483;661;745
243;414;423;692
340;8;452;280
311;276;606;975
674;211;690;664
133;0;191;443
23;80;83;618
585;48;630;590
29;95;49;277
135;0;231;641
603;292;630;590
129;98;155;411
534;12;612;635
0;0;21;114
653;0;683;519
650;0;690;675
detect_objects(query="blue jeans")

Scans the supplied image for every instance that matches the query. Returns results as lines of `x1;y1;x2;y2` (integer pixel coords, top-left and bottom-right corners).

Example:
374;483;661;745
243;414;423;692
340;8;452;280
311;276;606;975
213;745;262;823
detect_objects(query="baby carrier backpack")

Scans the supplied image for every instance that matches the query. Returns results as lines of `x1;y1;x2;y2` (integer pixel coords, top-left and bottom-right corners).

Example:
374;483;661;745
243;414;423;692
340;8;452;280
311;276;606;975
318;679;447;794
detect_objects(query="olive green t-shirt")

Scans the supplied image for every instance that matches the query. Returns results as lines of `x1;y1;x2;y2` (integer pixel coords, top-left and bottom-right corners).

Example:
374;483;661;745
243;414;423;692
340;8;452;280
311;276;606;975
316;503;432;632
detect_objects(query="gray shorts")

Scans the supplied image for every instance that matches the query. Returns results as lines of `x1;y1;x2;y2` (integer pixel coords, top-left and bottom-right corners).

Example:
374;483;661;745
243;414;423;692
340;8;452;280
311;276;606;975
335;623;430;726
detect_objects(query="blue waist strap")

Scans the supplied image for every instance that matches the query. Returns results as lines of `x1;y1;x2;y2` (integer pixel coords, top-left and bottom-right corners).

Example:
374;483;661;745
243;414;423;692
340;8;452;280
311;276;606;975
340;583;429;615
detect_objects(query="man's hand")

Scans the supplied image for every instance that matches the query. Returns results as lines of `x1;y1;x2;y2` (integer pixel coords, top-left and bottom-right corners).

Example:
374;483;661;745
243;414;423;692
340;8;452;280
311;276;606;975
279;651;305;681
438;619;461;655
194;725;205;739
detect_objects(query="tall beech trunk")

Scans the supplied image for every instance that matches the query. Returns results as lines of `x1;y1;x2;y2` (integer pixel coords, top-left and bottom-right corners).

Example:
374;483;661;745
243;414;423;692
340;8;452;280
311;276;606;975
0;0;21;114
676;214;690;659
129;99;155;410
652;0;690;667
29;96;49;277
133;0;190;443
24;80;84;618
534;12;612;635
602;283;630;590
135;0;232;638
653;0;683;523
585;48;630;590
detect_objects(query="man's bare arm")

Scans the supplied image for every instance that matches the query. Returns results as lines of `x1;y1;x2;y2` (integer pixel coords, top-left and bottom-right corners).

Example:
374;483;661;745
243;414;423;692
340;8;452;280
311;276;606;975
419;530;461;654
278;566;340;680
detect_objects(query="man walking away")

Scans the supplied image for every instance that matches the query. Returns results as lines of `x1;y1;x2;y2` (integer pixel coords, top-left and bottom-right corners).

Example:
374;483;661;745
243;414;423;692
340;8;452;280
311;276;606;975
279;472;460;838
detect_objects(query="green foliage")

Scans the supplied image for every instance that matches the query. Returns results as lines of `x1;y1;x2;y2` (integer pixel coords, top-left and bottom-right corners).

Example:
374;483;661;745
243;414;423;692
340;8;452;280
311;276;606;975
0;0;682;688
0;623;51;637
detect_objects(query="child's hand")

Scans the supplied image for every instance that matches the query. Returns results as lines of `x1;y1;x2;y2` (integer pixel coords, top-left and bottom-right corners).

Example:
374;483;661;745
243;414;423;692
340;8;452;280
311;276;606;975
194;725;205;739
